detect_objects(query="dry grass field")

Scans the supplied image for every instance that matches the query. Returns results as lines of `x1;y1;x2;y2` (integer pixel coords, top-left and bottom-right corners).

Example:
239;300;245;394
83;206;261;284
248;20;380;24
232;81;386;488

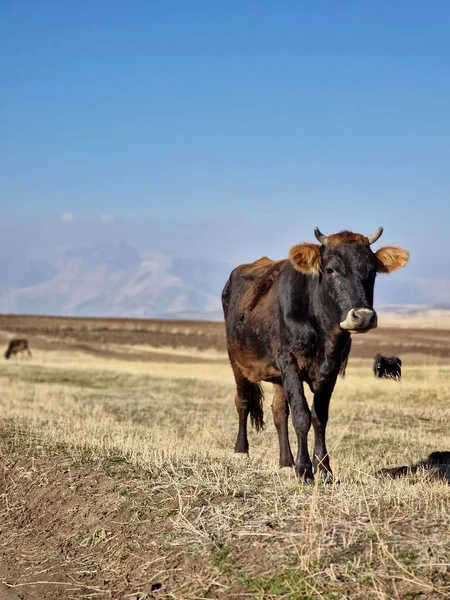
0;314;449;600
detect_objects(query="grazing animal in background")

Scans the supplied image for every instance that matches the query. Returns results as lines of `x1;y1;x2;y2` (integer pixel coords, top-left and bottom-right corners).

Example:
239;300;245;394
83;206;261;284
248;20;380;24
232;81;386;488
5;338;32;359
222;226;409;483
373;354;402;381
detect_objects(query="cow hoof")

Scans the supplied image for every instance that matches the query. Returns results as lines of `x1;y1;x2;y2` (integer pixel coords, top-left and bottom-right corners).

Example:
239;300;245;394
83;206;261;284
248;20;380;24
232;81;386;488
296;466;314;484
278;466;295;477
320;471;334;485
233;452;249;461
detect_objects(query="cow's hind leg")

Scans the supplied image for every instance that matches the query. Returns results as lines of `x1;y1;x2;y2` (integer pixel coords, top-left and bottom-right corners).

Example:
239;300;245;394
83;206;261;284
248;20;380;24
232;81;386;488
232;366;264;455
234;391;250;454
272;384;294;468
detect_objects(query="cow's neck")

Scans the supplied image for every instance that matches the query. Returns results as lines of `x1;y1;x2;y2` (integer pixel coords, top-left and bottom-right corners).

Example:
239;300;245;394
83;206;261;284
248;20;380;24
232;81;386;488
311;276;344;333
297;280;349;388
282;268;350;368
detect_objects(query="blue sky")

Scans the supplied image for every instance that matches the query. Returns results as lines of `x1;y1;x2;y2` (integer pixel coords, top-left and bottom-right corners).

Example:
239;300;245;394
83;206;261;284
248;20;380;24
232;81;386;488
1;1;450;263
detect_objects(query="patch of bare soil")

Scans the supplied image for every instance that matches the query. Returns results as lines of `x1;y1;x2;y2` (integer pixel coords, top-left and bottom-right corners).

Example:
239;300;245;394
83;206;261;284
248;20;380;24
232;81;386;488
0;430;195;600
3;314;450;362
1;428;449;600
0;315;227;353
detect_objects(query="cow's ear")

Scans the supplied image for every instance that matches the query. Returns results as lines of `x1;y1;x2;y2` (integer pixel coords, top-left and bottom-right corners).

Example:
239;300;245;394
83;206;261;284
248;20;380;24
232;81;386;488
289;243;321;275
376;246;409;273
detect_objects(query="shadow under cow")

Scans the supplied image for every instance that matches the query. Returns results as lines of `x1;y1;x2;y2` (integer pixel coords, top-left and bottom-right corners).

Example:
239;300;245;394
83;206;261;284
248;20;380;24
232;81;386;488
377;451;450;484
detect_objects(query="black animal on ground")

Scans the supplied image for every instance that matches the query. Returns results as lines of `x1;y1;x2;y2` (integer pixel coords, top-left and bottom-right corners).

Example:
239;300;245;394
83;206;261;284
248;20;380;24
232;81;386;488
377;451;450;483
222;226;409;483
373;354;402;380
5;338;32;359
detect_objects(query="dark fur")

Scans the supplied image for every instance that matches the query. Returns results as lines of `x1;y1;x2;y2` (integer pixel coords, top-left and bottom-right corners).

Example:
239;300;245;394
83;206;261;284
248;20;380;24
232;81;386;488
377;451;450;483
338;348;350;378
373;354;402;381
5;338;32;359
222;230;408;482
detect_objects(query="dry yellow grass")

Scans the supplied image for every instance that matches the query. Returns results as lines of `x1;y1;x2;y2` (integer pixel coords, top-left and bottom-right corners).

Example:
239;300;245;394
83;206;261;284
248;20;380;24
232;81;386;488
0;345;449;599
378;309;450;329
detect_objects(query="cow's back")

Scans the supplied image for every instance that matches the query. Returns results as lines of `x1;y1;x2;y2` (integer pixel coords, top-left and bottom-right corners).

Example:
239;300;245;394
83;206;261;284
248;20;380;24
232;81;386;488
222;256;285;315
222;256;286;367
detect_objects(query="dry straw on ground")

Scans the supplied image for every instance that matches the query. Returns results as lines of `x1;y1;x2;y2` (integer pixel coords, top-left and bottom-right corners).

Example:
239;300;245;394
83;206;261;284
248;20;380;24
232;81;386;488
0;335;449;599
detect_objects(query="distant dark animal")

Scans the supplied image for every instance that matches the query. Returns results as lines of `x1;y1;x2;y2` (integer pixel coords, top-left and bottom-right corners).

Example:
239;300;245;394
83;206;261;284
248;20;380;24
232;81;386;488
5;338;32;359
373;354;402;380
377;451;450;484
222;226;409;483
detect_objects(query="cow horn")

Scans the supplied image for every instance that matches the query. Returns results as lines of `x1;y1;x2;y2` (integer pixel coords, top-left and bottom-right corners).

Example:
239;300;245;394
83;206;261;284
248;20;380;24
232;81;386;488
314;227;327;245
367;226;383;245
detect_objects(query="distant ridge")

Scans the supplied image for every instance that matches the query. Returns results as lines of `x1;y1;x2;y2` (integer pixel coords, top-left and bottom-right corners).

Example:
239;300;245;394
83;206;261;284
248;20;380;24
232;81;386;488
0;240;447;319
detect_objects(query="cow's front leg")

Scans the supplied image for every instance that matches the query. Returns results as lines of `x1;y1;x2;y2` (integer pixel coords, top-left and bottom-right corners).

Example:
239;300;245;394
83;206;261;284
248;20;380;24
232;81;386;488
311;387;333;483
278;353;313;483
311;368;340;483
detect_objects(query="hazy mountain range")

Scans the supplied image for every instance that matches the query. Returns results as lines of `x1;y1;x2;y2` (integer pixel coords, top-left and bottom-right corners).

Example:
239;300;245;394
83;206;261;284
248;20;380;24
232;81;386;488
1;236;449;319
1;242;229;319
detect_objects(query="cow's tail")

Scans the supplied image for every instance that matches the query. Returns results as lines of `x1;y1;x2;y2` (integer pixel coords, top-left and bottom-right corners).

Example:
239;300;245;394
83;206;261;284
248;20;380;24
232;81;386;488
249;383;265;432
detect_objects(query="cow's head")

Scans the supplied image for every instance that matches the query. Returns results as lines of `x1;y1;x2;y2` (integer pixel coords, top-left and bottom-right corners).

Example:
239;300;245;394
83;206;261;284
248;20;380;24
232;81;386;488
289;227;409;333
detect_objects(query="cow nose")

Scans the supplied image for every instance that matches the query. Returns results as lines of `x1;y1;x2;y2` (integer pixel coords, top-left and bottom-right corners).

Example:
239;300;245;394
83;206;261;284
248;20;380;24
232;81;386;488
351;308;377;330
340;308;377;332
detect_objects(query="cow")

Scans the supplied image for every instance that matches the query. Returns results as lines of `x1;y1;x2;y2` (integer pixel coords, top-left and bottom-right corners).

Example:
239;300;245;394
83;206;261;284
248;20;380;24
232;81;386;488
222;226;409;483
373;354;402;381
5;338;32;359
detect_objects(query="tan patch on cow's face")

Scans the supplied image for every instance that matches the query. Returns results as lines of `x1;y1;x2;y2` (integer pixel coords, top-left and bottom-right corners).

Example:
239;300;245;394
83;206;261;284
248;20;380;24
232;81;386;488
289;243;321;275
376;246;409;273
325;232;369;245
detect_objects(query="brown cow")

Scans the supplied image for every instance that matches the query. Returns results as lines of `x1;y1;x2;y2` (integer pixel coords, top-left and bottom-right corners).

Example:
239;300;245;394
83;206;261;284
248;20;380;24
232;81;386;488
5;338;32;359
222;226;409;482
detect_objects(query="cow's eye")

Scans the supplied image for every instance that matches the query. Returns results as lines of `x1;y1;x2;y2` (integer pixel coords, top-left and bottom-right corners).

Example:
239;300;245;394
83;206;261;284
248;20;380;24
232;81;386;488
325;267;335;276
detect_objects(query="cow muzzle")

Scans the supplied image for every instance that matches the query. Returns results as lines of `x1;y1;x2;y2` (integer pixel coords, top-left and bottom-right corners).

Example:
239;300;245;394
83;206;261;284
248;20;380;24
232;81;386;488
340;308;377;333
